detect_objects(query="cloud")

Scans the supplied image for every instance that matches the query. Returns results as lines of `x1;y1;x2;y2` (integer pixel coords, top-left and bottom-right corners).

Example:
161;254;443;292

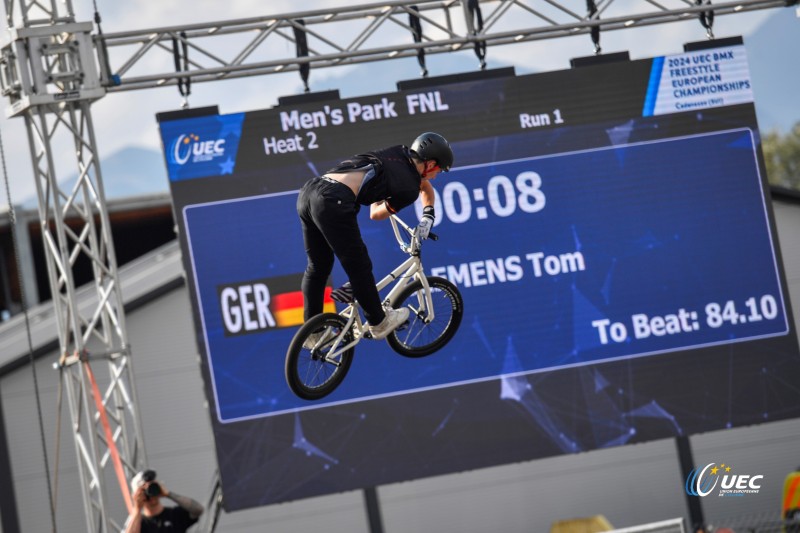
484;8;773;74
99;0;348;33
0;1;783;205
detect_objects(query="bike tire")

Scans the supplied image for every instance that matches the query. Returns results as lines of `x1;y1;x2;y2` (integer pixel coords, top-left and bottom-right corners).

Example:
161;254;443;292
285;313;355;400
387;276;463;358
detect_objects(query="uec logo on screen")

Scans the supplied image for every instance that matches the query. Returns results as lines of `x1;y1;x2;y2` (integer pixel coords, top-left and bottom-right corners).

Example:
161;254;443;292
685;462;763;497
170;133;226;165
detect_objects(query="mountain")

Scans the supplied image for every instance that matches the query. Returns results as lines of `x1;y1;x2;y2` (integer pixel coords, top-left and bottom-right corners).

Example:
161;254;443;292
16;54;492;209
18;13;795;209
100;145;169;198
20;145;169;209
295;51;496;103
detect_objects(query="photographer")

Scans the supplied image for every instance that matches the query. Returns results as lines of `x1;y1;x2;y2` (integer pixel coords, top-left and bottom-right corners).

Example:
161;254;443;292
124;470;204;533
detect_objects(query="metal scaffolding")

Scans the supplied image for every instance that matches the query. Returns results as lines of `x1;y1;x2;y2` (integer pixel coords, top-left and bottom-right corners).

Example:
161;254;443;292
1;3;144;533
96;0;791;92
0;0;793;531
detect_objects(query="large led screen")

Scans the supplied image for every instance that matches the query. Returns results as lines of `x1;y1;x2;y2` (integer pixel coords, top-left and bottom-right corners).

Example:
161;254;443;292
159;41;800;510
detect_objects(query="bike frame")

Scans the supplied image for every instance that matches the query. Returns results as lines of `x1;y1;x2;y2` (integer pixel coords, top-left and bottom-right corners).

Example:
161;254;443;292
315;215;435;363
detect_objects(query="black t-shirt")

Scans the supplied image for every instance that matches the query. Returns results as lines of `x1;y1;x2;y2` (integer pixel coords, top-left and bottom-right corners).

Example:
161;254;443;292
326;145;421;212
140;506;198;532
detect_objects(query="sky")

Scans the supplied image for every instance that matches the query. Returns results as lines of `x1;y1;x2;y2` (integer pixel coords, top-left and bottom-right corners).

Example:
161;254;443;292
0;0;797;207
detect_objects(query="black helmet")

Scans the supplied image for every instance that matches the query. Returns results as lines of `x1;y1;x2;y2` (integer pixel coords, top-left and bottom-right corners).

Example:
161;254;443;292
411;132;454;172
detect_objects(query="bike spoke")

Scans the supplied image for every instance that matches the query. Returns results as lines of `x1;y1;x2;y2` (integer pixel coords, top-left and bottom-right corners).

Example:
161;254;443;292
387;278;462;357
399;315;427;346
301;358;329;388
287;311;359;399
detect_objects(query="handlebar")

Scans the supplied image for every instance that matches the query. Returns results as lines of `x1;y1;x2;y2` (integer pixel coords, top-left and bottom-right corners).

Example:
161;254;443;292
389;215;438;253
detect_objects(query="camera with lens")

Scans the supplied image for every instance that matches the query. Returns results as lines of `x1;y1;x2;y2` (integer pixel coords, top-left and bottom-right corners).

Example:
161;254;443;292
142;469;161;497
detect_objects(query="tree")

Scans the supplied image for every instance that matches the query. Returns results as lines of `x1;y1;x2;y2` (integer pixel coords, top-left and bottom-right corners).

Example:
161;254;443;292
762;123;800;191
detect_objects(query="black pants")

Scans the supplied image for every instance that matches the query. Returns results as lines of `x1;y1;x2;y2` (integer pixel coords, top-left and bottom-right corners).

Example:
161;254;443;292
297;177;385;325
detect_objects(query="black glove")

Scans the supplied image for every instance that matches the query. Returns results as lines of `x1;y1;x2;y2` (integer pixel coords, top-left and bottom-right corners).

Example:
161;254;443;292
417;205;434;240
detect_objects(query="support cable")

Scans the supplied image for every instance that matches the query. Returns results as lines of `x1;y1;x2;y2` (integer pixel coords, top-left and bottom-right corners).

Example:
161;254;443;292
466;0;487;70
293;20;310;93
50;366;65;528
172;31;192;107
92;0;103;33
408;6;428;77
200;470;223;533
0;129;58;533
83;357;134;514
586;0;601;54
92;0;103;31
696;0;715;39
92;0;119;87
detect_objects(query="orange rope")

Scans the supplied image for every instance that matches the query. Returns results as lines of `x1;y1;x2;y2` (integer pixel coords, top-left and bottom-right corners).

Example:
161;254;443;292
84;360;133;513
784;475;800;516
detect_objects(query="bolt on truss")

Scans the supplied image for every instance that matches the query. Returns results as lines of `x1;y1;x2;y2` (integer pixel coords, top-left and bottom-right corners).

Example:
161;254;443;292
96;0;793;93
2;1;146;532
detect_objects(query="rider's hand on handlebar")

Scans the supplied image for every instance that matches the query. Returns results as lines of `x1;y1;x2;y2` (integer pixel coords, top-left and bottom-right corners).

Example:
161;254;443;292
417;206;435;240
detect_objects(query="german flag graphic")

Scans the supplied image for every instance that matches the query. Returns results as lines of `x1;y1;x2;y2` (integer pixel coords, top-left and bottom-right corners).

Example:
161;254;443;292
217;273;336;337
272;286;336;328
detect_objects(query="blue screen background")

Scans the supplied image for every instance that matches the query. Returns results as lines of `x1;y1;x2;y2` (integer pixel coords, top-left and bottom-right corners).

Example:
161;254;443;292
184;128;787;422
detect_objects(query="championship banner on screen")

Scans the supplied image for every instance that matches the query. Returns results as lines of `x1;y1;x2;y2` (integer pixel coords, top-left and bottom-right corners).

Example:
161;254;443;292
158;40;800;511
643;44;754;116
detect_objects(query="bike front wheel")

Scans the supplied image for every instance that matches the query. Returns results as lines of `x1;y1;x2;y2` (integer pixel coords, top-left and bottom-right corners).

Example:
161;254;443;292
285;313;355;400
387;276;463;358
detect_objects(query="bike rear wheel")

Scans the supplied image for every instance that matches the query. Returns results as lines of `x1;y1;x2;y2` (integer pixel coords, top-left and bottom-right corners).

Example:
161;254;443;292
285;313;355;400
387;276;463;357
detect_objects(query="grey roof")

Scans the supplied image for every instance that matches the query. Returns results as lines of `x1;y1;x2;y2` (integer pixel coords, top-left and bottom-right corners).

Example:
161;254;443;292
0;192;173;230
0;239;184;374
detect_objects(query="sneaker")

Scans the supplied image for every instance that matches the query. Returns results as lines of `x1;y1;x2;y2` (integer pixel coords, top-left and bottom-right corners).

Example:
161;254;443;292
369;307;410;340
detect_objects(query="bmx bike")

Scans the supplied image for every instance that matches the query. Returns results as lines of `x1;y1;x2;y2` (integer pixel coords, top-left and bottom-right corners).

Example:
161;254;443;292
285;214;463;400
